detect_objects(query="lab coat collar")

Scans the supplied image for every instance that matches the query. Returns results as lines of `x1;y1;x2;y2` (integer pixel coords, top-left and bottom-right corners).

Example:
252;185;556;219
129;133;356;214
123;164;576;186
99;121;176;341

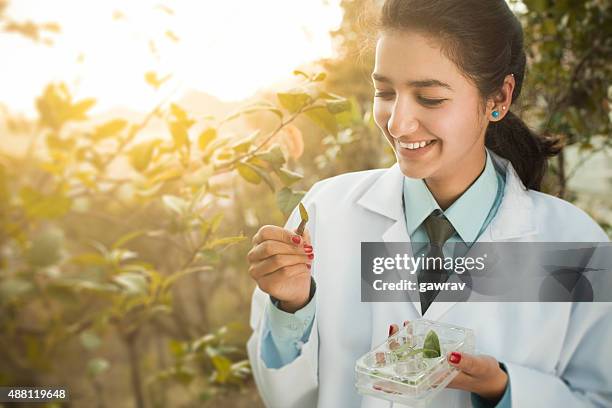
356;150;537;241
356;151;538;320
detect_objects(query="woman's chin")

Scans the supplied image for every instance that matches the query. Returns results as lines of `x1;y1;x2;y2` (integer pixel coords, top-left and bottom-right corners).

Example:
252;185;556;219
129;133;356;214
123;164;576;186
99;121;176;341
397;161;435;180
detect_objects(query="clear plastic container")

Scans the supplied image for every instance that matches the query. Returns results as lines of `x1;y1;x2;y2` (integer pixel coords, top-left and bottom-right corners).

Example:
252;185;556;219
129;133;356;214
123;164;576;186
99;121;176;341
355;319;475;407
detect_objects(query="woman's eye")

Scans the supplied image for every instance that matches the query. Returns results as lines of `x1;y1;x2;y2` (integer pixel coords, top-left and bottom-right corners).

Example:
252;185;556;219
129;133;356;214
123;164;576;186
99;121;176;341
418;96;446;106
374;91;395;99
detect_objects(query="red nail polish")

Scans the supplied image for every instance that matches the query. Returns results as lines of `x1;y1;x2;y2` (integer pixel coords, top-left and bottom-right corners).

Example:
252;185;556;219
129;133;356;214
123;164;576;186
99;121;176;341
449;352;461;364
306;264;311;269
388;325;394;336
304;244;312;249
304;247;313;253
292;236;301;244
308;253;314;259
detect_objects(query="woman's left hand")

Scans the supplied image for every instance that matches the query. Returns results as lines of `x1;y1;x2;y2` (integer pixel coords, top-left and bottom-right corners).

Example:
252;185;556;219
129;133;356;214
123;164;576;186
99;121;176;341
389;322;508;403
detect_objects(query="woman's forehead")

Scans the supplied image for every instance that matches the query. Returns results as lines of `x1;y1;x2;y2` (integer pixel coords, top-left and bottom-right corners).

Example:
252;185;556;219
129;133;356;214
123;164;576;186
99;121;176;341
373;31;464;91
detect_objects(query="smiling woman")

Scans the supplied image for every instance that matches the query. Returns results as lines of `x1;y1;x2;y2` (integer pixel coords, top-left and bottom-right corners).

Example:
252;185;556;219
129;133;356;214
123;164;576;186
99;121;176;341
0;0;342;114
245;1;611;407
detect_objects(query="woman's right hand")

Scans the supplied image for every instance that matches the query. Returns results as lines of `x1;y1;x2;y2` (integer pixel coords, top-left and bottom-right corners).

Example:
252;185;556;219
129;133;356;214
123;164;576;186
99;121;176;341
247;225;314;313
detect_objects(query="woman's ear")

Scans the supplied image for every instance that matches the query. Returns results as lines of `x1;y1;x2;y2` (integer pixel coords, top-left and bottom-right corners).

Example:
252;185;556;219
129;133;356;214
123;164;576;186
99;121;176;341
487;74;515;121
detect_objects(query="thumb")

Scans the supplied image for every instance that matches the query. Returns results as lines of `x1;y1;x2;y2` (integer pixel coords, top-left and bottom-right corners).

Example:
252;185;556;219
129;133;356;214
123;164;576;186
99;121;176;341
447;351;484;377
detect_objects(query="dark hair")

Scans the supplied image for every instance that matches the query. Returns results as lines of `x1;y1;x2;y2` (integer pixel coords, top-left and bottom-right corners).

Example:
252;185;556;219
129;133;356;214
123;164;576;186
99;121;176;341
377;0;562;190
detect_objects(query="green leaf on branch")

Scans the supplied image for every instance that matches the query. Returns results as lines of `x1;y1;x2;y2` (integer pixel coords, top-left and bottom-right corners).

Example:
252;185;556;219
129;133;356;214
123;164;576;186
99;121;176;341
113;272;148;296
170;103;192;124
91;119;128;141
304;106;338;135
277;187;306;216
87;358;110;377
237;162;275;191
326;99;351;114
80;331;102;351
128;140;159;172
236;162;261;184
275;167;303;187
168;121;190;151
198;127;217;152
145;71;171;89
292;70;309;79
26;227;64;267
312;72;327;82
277;91;311;113
230;129;260;153
254;145;285;170
202;137;230;164
70;98;96;121
162;195;189;215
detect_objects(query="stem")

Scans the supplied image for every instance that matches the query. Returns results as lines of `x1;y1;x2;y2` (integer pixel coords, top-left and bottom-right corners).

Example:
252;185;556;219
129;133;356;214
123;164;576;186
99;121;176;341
557;150;566;198
211;103;310;174
125;331;146;408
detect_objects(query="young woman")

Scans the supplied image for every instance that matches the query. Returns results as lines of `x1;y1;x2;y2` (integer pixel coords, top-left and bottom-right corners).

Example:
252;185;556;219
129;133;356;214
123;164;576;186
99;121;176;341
246;1;611;407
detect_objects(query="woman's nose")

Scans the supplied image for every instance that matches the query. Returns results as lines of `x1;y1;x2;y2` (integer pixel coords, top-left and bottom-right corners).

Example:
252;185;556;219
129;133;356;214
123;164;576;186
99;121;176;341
387;107;419;138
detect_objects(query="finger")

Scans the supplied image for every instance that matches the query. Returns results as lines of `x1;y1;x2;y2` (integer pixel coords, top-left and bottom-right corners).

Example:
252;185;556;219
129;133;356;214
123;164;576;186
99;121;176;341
247;240;310;263
252;225;302;246
387;323;399;337
292;227;312;249
249;254;311;280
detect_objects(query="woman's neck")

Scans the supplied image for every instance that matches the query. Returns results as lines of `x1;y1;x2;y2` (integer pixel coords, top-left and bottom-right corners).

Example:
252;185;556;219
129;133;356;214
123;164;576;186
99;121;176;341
424;148;487;211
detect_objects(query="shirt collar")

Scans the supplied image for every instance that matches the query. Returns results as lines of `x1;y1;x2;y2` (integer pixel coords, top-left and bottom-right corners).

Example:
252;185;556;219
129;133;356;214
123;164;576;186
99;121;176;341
403;149;499;243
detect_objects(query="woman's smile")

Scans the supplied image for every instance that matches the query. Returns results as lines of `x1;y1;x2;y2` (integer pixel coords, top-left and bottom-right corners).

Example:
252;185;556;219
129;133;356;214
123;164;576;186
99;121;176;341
396;139;438;159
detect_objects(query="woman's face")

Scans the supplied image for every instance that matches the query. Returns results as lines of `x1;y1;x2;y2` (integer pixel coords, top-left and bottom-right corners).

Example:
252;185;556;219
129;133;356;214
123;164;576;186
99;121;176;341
372;30;490;181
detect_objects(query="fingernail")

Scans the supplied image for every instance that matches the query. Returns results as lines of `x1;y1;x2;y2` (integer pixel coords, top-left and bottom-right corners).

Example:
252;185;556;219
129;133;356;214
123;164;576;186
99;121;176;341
304;247;313;253
449;352;461;364
292;236;301;244
306;264;311;269
388;325;394;336
304;244;312;249
308;253;314;259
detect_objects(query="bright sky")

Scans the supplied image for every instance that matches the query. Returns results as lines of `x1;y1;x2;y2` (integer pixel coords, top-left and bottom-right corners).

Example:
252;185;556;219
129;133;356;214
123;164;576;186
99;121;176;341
0;0;343;116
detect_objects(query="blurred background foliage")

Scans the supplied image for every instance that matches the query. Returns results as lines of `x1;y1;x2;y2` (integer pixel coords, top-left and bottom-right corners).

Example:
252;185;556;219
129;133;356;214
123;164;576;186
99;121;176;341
0;1;610;407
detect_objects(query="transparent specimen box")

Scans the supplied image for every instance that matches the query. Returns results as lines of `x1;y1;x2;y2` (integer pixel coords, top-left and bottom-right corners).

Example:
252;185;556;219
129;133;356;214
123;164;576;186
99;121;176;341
355;319;475;407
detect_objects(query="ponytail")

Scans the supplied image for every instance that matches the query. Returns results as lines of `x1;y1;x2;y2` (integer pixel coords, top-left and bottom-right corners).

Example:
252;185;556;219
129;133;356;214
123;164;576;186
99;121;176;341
485;111;562;190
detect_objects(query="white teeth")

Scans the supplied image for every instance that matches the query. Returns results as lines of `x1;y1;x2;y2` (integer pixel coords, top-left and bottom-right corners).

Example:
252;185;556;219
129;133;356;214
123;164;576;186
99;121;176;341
398;140;434;150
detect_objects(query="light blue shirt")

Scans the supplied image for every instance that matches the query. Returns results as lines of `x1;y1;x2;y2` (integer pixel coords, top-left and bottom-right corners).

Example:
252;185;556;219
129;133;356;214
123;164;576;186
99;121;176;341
260;149;510;406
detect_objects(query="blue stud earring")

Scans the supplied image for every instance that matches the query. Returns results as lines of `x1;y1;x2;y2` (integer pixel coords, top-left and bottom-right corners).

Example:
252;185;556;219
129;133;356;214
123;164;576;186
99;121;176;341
492;110;500;119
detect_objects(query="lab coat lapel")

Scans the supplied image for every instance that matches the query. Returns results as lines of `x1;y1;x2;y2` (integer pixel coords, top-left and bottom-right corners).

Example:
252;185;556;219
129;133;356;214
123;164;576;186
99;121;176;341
357;162;421;339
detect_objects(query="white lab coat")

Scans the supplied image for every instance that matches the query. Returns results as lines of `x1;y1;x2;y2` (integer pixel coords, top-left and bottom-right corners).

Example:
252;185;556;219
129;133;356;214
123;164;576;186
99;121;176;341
247;151;611;408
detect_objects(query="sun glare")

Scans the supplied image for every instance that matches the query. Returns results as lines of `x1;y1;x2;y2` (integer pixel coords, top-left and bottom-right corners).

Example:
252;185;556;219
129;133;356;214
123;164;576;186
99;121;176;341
0;0;343;115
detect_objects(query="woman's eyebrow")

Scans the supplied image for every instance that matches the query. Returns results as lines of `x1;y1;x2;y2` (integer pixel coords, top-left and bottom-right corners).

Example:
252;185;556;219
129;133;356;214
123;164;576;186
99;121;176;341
371;73;453;91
